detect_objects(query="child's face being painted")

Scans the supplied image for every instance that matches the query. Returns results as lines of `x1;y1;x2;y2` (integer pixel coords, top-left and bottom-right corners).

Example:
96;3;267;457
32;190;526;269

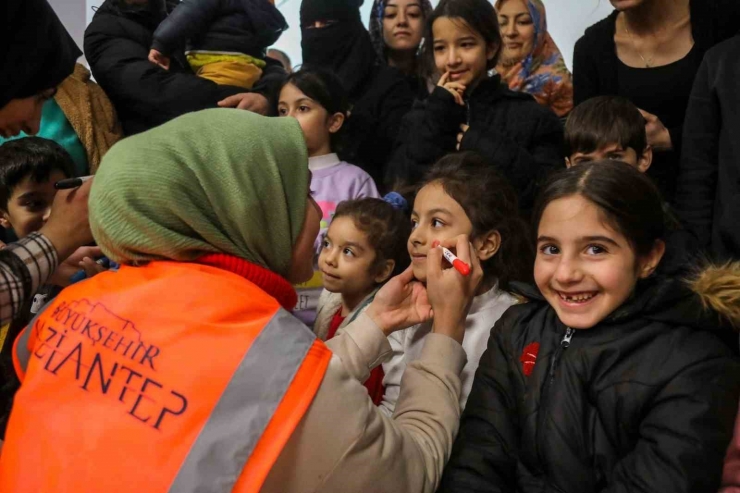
534;194;664;330
567;143;652;173
409;182;475;283
432;17;496;88
277;83;344;158
319;216;392;303
0;170;67;239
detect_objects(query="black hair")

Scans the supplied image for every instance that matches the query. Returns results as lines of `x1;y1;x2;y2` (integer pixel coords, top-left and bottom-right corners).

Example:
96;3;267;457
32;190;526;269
333;198;412;281
267;48;292;71
419;151;533;289
564;96;648;159
423;0;503;73
532;160;666;259
0;137;75;209
277;66;350;151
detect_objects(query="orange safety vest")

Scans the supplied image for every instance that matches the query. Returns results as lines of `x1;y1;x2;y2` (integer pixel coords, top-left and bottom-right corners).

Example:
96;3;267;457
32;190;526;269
0;258;332;492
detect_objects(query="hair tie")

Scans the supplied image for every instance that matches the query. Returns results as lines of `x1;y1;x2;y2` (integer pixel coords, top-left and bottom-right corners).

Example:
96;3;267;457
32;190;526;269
383;192;408;212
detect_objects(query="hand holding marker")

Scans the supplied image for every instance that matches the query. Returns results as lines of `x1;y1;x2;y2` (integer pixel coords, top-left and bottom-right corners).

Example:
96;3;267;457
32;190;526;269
432;240;471;276
53;175;117;283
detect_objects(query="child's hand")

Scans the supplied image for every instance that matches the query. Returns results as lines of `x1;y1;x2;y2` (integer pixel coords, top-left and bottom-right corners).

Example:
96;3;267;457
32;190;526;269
456;124;469;150
79;256;107;279
426;235;482;344
438;71;466;106
148;49;170;70
366;266;433;336
50;246;103;287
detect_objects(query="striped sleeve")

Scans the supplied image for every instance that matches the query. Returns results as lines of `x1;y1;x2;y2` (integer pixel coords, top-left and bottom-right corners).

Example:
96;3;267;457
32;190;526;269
0;233;58;325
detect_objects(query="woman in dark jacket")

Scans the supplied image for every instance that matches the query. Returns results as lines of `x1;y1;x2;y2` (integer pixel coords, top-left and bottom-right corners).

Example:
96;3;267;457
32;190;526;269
368;0;435;100
300;0;414;190
675;35;740;263
387;0;562;211
84;0;285;135
572;0;740;203
438;161;740;493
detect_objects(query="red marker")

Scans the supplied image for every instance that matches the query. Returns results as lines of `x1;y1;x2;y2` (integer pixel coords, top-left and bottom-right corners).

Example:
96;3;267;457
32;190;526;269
432;241;471;276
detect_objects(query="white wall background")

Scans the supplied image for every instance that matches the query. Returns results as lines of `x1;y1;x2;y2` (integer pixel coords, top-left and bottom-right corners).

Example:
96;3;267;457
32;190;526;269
48;0;615;71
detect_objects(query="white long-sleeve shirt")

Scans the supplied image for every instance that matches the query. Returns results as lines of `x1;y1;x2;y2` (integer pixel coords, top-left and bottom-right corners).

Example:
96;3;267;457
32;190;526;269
380;285;518;416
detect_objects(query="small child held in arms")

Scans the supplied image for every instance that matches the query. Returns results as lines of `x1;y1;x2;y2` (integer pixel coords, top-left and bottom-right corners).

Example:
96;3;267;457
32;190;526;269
565;95;652;172
314;193;411;405
148;0;287;89
381;151;533;415
277;67;380;326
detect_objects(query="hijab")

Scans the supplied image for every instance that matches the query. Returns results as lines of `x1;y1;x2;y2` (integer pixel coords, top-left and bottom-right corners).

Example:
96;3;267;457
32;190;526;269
89;109;309;279
0;0;82;109
494;0;573;116
300;0;378;100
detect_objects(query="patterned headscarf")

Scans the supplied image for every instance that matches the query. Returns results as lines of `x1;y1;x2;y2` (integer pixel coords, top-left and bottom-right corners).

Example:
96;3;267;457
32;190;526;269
494;0;573;117
368;0;434;64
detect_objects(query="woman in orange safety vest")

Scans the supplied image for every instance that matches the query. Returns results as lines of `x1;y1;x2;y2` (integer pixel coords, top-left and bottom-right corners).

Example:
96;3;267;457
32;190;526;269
0;108;482;493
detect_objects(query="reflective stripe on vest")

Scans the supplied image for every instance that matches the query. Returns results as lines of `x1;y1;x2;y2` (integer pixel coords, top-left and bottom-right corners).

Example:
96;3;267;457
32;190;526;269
13;307;46;380
169;308;315;492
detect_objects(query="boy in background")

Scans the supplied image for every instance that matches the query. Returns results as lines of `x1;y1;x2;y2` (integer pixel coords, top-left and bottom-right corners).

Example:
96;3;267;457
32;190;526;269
565;95;652;172
148;0;287;90
0;138;75;241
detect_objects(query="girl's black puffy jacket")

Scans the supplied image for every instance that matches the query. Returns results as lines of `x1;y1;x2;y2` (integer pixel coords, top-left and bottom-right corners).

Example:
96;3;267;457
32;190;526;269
387;75;563;209
438;263;740;493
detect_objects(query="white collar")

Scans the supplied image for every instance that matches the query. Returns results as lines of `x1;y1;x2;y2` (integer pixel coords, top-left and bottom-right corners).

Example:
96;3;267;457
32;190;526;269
308;153;341;171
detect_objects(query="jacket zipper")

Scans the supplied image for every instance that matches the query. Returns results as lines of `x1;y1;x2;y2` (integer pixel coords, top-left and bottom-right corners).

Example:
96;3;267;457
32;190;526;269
536;327;574;473
465;99;471;126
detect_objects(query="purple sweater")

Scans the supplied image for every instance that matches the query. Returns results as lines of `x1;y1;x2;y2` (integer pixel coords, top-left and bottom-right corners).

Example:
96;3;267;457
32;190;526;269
293;154;380;326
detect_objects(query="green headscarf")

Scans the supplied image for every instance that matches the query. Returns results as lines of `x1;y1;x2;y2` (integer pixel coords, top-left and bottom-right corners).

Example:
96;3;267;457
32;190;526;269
89;109;309;278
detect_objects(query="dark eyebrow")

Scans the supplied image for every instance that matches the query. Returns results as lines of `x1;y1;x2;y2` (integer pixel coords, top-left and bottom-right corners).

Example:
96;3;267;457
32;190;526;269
457;36;477;43
582;236;621;247
537;235;620;247
342;241;365;251
428;208;453;216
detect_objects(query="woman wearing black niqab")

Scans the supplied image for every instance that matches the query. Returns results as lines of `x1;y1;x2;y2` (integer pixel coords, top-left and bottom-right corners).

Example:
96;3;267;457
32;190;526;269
300;0;414;190
0;0;81;138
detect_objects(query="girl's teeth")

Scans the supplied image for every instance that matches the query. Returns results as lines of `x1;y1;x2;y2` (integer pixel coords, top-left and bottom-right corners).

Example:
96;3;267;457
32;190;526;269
561;293;595;302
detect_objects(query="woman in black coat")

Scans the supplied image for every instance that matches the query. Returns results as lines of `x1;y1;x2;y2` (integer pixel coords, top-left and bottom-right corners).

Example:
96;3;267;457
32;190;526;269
84;0;285;135
300;0;415;190
572;0;740;203
438;161;740;493
675;35;740;263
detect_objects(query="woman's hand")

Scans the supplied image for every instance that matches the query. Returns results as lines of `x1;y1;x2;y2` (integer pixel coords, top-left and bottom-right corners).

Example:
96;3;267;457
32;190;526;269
456;123;469;150
438;71;466;106
366;266;433;336
426;235;483;344
148;49;170;70
218;93;270;115
639;109;672;151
